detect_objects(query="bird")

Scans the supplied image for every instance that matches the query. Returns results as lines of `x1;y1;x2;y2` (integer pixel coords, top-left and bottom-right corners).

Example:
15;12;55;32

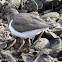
4;8;52;52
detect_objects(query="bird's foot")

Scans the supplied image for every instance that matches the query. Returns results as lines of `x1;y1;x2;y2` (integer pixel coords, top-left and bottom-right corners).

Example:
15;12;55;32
38;31;44;39
18;39;25;52
18;38;31;53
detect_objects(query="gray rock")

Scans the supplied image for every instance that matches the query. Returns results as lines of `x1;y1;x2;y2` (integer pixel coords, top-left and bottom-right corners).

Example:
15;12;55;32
0;3;2;12
31;38;50;50
59;9;62;14
20;0;27;9
43;10;52;14
51;43;62;57
34;54;58;62
46;0;53;2
36;49;53;56
0;13;2;17
6;0;21;9
1;0;21;14
54;1;62;12
36;0;53;3
41;12;60;18
0;42;7;49
42;17;61;28
0;50;16;62
22;53;35;62
24;0;38;12
60;33;62;37
41;15;62;28
35;0;43;9
40;0;45;3
0;0;7;5
50;37;61;48
49;28;62;36
0;0;8;13
57;16;62;27
53;23;61;28
41;12;60;22
43;31;58;39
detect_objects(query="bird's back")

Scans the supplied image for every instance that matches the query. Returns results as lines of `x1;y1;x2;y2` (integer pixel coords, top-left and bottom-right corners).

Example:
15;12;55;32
11;13;51;32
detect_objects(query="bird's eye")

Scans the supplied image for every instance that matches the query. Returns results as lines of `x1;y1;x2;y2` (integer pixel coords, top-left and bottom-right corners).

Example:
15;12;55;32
9;11;12;14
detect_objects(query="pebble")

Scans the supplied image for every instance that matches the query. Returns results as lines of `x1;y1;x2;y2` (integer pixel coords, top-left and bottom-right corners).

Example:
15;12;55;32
51;43;62;57
34;54;58;62
57;16;62;27
50;37;61;48
22;53;35;62
60;33;62;37
35;0;43;9
31;38;50;50
0;42;7;49
49;28;62;36
41;12;60;22
24;0;38;12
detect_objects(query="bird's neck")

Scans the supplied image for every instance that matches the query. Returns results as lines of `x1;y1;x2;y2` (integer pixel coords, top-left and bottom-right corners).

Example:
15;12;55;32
6;13;15;24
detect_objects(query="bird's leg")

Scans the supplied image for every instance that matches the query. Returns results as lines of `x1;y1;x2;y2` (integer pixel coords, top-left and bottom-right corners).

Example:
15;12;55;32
27;38;31;47
38;30;44;39
18;39;25;52
18;38;31;53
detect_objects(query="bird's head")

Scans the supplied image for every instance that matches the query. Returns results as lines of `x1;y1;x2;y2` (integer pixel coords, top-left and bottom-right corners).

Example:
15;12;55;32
3;8;19;23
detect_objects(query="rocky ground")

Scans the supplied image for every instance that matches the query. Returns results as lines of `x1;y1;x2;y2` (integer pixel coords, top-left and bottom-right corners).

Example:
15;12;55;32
0;0;62;62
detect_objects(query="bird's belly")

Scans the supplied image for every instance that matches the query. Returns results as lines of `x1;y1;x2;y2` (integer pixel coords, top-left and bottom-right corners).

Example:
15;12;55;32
21;29;43;38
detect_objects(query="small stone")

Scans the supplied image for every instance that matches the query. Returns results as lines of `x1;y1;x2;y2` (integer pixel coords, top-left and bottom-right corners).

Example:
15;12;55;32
34;54;58;62
6;0;21;9
58;57;62;61
24;0;38;12
49;28;62;36
20;0;27;9
57;16;62;27
1;0;21;15
54;23;61;28
0;42;7;49
60;33;62;37
31;38;50;50
46;0;53;2
35;0;43;9
3;31;12;40
52;43;62;57
22;53;35;62
0;19;2;25
50;37;61;48
42;31;58;40
43;10;52;14
0;3;2;12
0;50;16;62
41;12;60;22
59;9;62;14
36;49;53;56
0;0;7;5
41;12;60;18
0;13;2;17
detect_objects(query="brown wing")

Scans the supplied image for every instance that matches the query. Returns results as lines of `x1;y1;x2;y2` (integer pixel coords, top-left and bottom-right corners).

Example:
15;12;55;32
12;13;51;32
